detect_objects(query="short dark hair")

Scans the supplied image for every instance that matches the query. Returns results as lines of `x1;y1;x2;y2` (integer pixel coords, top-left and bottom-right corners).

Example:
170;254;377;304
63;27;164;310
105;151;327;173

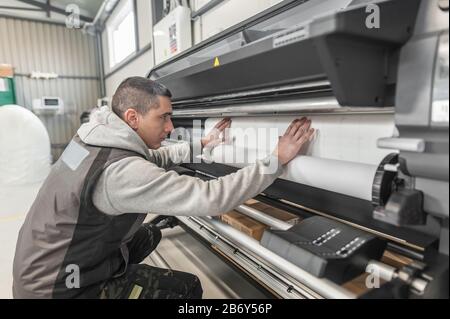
111;77;172;118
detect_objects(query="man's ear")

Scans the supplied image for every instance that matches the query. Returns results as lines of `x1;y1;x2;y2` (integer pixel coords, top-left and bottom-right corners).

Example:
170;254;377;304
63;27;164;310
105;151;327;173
123;108;139;130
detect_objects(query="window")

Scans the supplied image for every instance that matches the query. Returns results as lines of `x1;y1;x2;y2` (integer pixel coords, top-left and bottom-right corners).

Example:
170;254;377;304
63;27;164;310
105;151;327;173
107;1;136;68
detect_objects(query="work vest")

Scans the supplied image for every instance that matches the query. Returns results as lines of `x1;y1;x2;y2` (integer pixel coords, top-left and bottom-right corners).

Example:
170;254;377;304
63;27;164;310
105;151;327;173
13;135;147;299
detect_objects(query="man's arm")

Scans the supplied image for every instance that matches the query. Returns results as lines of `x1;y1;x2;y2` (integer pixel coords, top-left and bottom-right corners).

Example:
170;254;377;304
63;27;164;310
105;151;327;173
93;117;314;217
147;141;191;170
92;154;283;216
147;118;232;170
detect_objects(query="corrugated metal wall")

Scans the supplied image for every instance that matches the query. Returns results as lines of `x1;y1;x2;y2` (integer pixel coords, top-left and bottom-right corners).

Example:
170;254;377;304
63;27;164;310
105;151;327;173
0;17;100;160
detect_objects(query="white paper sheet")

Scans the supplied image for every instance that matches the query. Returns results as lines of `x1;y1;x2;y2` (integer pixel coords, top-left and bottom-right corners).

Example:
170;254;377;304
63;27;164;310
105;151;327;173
0;78;7;92
205;114;396;166
204;114;396;200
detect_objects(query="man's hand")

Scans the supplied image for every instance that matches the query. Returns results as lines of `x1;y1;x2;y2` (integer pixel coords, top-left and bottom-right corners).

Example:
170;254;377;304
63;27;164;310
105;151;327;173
274;118;315;166
201;118;232;149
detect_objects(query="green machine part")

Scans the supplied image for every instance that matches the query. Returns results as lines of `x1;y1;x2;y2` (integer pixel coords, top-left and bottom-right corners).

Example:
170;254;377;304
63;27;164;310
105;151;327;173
0;77;16;106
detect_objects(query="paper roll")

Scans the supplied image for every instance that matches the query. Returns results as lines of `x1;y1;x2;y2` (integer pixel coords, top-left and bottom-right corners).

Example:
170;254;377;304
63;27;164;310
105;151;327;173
282;156;377;201
209;145;378;201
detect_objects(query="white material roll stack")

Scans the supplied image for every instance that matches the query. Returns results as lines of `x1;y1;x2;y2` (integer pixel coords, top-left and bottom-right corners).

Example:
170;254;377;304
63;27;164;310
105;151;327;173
0;105;51;186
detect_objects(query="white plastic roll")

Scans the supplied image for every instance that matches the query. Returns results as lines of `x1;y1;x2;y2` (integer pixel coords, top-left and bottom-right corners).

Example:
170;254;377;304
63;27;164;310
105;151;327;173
208;144;377;201
281;156;377;201
0;105;51;186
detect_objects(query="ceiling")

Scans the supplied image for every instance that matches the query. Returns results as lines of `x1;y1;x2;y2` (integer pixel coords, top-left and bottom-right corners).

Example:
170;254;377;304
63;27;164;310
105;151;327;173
0;0;105;23
52;0;104;17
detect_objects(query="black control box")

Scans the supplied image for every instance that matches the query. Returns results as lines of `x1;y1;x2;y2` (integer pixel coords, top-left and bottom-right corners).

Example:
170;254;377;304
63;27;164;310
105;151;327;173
261;216;387;284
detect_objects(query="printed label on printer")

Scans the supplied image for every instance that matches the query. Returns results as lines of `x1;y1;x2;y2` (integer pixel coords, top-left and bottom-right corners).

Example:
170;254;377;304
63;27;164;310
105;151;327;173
432;100;449;123
169;24;178;54
273;25;310;48
432;33;449;124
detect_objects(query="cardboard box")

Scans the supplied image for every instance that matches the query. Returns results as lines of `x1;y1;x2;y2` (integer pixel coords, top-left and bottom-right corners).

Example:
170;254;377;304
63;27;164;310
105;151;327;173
221;211;267;241
0;64;14;78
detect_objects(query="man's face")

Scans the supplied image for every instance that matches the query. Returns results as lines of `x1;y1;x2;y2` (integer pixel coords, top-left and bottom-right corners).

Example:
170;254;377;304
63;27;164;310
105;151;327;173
135;96;174;149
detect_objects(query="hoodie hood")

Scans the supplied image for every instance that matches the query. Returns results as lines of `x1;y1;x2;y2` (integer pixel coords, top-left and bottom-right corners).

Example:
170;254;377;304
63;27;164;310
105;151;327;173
77;107;150;160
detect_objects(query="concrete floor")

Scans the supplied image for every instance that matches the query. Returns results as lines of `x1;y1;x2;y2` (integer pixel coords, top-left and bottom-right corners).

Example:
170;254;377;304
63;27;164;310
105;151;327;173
0;183;43;299
0;184;267;299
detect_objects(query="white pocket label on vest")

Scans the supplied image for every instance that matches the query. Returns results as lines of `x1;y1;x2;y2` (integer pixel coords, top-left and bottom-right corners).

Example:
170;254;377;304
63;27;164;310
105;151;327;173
61;141;90;171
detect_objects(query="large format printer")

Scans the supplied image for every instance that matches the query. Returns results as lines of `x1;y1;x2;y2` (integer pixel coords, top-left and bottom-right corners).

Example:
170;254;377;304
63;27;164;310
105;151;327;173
148;0;449;298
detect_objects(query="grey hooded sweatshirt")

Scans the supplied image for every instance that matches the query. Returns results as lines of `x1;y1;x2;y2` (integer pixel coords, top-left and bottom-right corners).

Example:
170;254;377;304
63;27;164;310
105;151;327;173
12;107;284;299
86;108;284;217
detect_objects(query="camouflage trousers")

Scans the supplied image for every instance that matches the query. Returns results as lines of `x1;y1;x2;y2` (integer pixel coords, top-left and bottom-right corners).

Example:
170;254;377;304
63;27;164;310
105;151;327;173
99;223;203;299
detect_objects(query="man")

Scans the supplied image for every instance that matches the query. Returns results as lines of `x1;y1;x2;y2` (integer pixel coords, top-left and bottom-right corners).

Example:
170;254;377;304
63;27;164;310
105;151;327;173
13;77;314;299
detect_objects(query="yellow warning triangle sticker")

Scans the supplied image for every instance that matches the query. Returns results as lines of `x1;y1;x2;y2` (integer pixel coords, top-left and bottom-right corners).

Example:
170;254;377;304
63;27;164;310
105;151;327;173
213;57;220;67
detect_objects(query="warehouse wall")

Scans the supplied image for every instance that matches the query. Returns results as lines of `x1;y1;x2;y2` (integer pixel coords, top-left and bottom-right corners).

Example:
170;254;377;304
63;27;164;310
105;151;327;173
102;0;284;98
0;17;100;160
